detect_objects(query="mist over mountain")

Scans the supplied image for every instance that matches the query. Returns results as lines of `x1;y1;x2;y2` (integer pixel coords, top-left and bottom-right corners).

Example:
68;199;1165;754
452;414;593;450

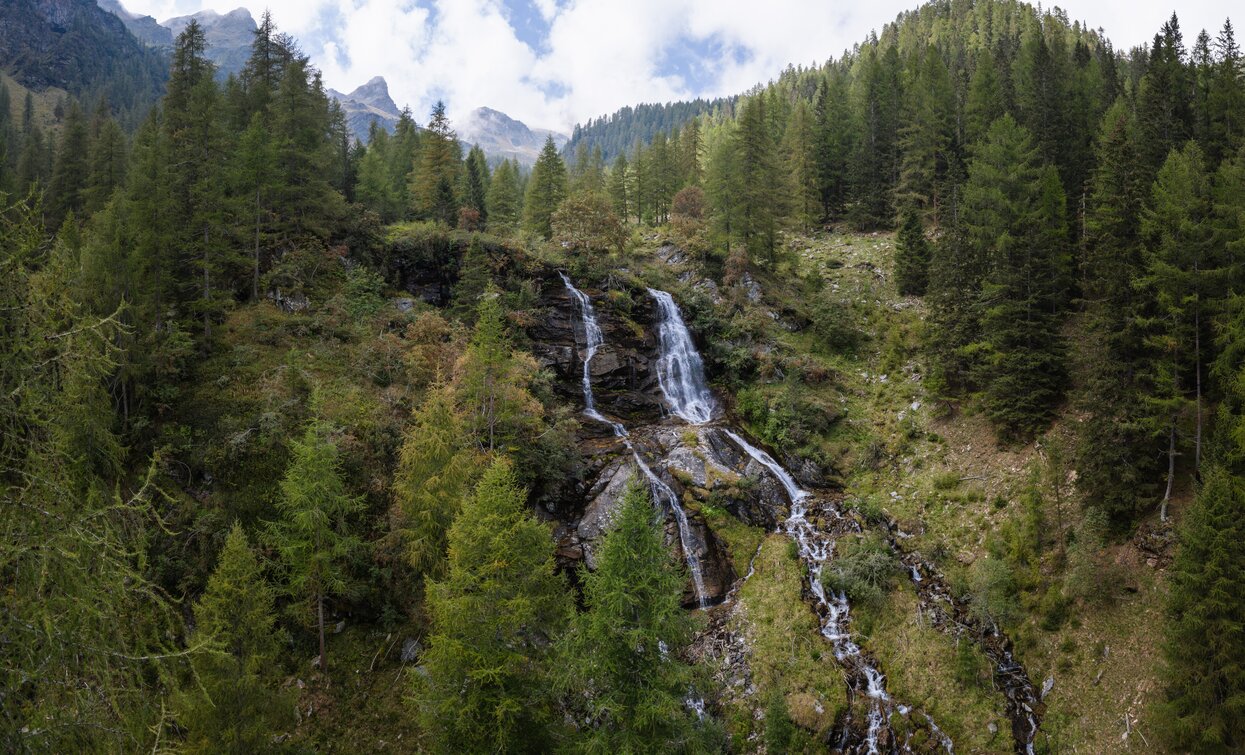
459;106;568;166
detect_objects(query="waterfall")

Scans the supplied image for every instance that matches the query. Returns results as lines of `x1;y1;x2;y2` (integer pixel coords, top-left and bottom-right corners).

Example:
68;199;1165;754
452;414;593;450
647;288;716;425
725;429;953;754
559;273;709;607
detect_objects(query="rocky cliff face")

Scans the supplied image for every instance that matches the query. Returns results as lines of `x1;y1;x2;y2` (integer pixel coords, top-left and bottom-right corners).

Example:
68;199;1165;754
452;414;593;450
328;76;403;143
529;271;791;607
460;106;568;167
164;7;255;78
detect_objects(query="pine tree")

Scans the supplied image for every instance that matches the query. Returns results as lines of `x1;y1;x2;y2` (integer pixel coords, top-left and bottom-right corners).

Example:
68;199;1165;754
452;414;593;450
417;457;571;752
1075;99;1157;530
608;152;630;220
454;289;542;451
233;113;279;300
177;524;294;753
965;53;1005;146
462;144;489;223
706;121;744;255
1138;142;1213;519
1208;21;1244;162
814;71;852;218
83;108;127;215
48;102;89;225
486;158;522;234
266;421;363;671
782;99;820;232
523;136;568;239
1161;464;1245;750
388;383;481;580
412;101;461;225
451;235;492;320
1137;15;1193;183
847;44;901;230
558;480;715;752
894;206;930;295
896;46;954;219
737;95;782;266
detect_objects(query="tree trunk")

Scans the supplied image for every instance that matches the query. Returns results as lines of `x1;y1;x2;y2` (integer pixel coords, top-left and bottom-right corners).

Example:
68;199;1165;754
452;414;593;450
253;187;262;301
1195;309;1202;473
1161;420;1176;521
317;592;326;672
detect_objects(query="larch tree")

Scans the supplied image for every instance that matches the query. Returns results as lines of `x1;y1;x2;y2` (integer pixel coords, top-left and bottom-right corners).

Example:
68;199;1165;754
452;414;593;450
558;480;717;752
176;523;294;753
522;136;568;239
266;420;363;671
417;457;571;753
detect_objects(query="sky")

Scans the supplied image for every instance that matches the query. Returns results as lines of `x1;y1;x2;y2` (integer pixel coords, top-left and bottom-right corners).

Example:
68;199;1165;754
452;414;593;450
113;0;1239;134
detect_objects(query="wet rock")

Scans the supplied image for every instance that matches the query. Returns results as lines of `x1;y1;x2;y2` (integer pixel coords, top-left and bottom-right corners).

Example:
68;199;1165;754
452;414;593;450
400;637;421;663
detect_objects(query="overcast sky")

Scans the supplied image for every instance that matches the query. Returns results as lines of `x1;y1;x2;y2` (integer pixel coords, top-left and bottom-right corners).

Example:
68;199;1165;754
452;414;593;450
114;0;1238;133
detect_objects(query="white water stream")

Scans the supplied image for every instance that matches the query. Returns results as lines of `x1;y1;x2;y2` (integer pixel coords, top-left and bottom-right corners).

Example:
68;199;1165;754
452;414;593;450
559;273;709;607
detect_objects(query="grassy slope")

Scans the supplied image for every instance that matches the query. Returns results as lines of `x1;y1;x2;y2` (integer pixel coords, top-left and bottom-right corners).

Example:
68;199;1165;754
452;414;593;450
628;226;1172;752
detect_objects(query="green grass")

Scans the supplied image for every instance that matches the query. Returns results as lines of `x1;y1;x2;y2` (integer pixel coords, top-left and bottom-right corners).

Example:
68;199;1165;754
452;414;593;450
736;535;848;741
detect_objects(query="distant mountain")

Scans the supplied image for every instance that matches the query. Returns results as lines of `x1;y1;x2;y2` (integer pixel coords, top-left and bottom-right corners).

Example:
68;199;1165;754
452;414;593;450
460;106;568;166
328;76;403;143
95;0;170;46
1;0;167;125
164;8;255;78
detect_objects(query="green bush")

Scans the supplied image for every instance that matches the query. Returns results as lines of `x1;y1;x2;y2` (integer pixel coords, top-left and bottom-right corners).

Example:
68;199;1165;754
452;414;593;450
821;534;900;611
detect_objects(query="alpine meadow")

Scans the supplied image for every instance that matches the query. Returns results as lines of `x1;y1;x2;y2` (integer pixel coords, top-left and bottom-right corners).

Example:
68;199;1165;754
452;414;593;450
5;0;1245;752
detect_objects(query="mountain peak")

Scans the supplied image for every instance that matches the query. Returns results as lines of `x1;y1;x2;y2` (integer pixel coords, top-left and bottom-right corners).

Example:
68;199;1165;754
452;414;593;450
460;107;567;166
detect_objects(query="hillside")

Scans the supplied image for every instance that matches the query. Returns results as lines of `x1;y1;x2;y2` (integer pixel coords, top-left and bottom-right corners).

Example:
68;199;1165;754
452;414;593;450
2;0;1244;753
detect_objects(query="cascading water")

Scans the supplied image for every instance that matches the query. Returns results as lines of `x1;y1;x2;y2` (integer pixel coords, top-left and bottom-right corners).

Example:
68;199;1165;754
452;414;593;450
559;273;709;607
725;429;953;755
648;288;716;424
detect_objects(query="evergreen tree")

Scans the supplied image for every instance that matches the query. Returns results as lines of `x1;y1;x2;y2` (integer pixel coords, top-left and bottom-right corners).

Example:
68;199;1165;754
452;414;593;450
558;481;714;752
462;144;489;223
83;108;127;215
1161;464;1245;750
1138;142;1213;518
1075;99;1156;529
1137;15;1193;183
737;95;782;265
847;44;901;229
894;206;930;295
1208;20;1244;162
608;152;630;220
523;136;568;239
486;158;522;234
705;122;744;255
782;99;820;232
966;53;1005;146
267;421;363;671
814;71;852;218
412;101;460;225
417;457;571;753
451;235;492;320
454;289;542;451
896;46;954;219
233;114;279;300
176;524;294;753
48;102;89;225
388;383;481;580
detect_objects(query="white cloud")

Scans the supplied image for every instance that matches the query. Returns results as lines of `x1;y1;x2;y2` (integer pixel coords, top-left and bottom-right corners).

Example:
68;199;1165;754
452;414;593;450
115;0;1241;133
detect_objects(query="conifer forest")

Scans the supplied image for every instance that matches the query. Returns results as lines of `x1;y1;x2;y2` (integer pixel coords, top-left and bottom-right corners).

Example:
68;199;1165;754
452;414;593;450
3;0;1245;752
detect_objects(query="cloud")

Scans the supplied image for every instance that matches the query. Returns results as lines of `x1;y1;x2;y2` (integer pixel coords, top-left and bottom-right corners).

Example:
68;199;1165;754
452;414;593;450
116;0;1240;133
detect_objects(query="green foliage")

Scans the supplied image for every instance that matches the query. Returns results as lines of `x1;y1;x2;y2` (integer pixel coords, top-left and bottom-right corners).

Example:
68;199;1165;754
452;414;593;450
551;190;627;257
1160;465;1245;750
176;523;295;753
387;383;481;581
417;457;571;753
523;136;568;239
266;420;364;669
821;533;901;612
893;206;930;296
559;480;719;753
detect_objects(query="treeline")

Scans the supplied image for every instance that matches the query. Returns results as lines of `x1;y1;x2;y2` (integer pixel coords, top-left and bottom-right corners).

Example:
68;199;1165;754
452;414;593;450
563;97;733;162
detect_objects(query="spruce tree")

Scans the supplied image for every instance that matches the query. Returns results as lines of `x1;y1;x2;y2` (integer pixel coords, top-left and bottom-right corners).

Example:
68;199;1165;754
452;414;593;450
417;457;571;753
486;158;522;234
782;99;820;232
177;524;294;753
48;102;89;226
894;206;930;296
1138;142;1213;518
523;136;568;239
412;101;460;225
608;152;630;220
1075;99;1157;529
266;421;363;671
558;480;715;752
1161;464;1245;750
